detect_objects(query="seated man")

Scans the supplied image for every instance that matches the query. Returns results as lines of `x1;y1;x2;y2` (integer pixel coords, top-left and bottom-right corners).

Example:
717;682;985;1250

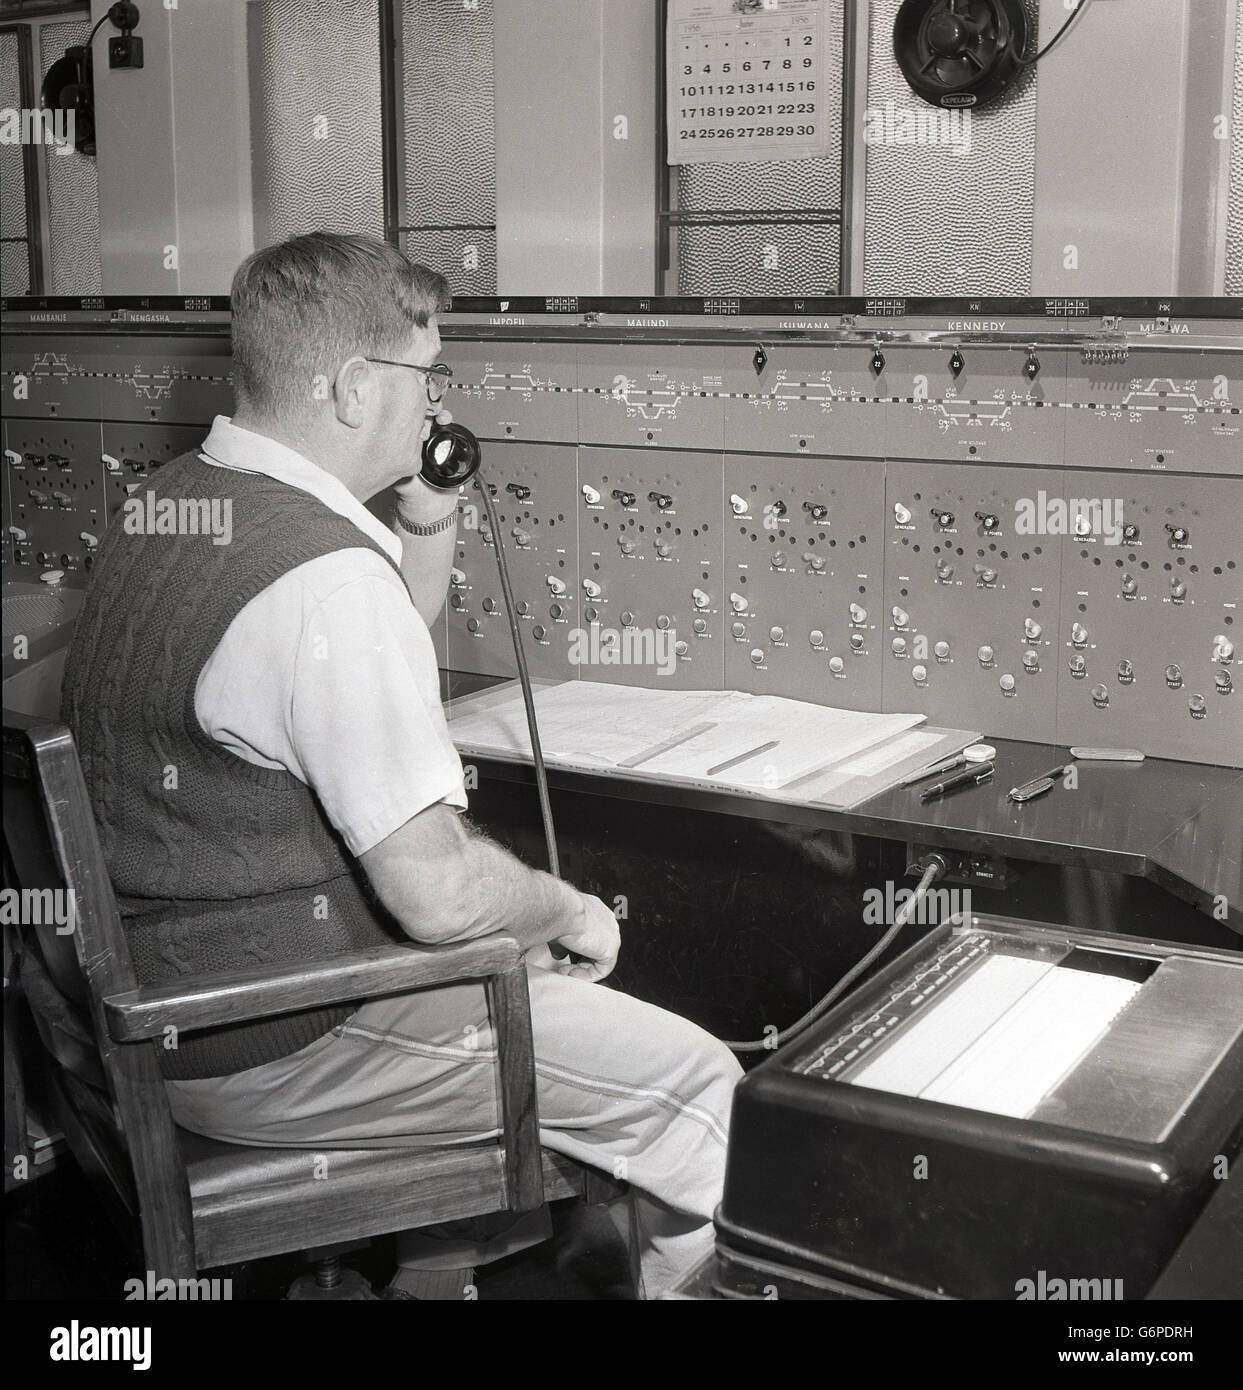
62;231;742;1299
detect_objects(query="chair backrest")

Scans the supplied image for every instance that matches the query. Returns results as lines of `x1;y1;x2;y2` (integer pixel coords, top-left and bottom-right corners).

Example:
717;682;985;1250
21;724;197;1277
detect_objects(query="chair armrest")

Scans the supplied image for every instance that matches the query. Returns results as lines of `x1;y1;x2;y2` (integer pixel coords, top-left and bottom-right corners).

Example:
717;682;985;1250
102;935;522;1042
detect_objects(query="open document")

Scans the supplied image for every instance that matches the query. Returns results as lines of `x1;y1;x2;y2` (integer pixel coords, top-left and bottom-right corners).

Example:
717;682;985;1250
445;680;979;810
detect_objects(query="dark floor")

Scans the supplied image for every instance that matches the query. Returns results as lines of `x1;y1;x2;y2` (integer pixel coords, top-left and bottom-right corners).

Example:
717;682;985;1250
5;1158;635;1301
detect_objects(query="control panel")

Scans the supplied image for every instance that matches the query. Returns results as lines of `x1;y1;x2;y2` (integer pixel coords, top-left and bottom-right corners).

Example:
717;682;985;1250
4;307;1239;765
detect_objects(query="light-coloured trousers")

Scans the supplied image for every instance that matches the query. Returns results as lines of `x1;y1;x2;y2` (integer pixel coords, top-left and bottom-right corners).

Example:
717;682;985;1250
165;962;743;1298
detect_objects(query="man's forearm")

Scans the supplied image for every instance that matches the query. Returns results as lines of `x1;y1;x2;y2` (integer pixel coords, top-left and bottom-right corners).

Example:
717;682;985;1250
442;826;584;951
361;806;584;952
396;510;458;628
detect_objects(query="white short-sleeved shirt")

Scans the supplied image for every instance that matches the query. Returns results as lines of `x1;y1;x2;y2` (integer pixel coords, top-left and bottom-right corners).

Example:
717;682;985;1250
193;416;466;857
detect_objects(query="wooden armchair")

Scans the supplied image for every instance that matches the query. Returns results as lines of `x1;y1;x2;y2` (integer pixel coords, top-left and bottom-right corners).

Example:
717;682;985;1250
9;724;622;1295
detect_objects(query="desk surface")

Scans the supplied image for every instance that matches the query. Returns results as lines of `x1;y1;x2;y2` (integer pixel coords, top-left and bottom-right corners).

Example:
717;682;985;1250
442;672;1243;935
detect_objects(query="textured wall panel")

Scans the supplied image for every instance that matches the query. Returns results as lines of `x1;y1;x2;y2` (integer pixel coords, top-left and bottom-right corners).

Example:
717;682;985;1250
676;0;844;294
1;239;30;296
1227;21;1243;295
678;222;840;294
1;29;27;243
401;0;495;228
863;0;1038;295
41;17;102;294
250;0;383;244
400;226;496;296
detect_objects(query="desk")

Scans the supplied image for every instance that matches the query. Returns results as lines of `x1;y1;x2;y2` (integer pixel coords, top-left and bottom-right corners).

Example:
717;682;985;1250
441;672;1243;937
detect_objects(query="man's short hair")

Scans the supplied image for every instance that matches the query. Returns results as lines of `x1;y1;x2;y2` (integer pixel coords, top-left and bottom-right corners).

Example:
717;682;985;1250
230;232;451;419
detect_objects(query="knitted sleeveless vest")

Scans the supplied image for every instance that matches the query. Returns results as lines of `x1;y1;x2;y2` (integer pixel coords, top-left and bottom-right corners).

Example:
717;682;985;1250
62;450;406;1079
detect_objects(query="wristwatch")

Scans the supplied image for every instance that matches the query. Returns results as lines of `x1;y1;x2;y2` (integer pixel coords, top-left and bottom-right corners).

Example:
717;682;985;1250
394;506;458;537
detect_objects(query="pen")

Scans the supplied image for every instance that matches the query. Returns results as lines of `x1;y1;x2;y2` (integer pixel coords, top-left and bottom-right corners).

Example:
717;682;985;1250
920;762;994;802
901;754;966;787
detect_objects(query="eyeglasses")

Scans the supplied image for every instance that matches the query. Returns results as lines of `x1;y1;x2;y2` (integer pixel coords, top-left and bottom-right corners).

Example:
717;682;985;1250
364;358;453;404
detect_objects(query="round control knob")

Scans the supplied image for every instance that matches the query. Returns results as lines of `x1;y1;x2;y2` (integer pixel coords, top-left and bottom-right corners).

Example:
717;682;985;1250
692;589;710;609
1069;655;1086;675
619;539;636;555
675;641;689;657
584;606;599;623
550;603;564;619
655;542;672;558
1188;693;1206;714
1168;525;1189;544
769;626;784;643
936;561;955;581
893;503;912;525
730;593;748;613
692;617;708;634
1170;579;1186;600
999;674;1016;693
933;510;955;528
1212;635;1234;663
829;656;845;675
620;611;635;627
39;570;65;586
1122;523;1140;543
750;649;765;666
891;606;909;628
1091;684;1109;704
912;665;927;682
1023;618;1042;641
849;604;867;624
516;600;530;616
582;579;601;598
1117;660;1133;680
977;512;999;531
770;551;786;568
730;494;749;515
582;485;601;505
810;629;825;646
1071;623;1088;646
934;640;950;659
656;614;671;630
805;503;828;522
806;554;826;572
1215;671;1232;692
466;617;480;633
512;529;531;547
1165;664;1182;686
1121;574;1137;596
482;597;498;614
849;633;865;650
978;568;998;585
450;568;466;586
977;645;994;664
731;622;746;638
891;637;907;655
532;625;547;641
547;576;566;595
1023;650;1040;671
450;593;466;610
